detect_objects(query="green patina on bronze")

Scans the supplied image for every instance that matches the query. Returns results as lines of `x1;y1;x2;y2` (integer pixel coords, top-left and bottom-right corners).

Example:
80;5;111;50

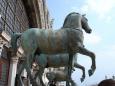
34;54;85;83
21;28;70;54
10;12;96;86
17;53;86;86
46;67;77;86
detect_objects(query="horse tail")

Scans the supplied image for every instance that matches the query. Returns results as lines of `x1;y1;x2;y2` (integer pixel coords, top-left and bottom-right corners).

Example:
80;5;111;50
10;33;22;54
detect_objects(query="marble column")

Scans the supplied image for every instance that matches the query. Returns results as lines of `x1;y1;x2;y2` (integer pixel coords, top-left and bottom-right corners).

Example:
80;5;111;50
8;57;18;86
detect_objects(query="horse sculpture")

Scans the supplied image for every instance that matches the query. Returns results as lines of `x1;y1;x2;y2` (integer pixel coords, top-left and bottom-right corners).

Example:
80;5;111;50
46;67;77;86
16;54;85;86
11;12;96;86
33;54;85;83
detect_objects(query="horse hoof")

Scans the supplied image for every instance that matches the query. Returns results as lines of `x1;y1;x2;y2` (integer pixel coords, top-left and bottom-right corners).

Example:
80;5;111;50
80;78;84;82
88;69;94;76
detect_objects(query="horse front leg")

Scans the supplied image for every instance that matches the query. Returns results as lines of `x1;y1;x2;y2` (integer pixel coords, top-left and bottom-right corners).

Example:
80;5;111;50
70;79;77;86
68;54;74;75
74;62;85;82
67;54;74;86
66;81;70;86
78;46;96;76
34;67;45;86
25;54;39;86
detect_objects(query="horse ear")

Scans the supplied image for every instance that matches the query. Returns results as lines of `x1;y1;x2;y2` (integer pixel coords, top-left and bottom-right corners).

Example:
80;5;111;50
82;14;86;16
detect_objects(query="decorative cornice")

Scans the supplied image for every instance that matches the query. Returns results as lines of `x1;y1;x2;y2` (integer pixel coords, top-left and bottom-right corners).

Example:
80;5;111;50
11;57;19;63
0;31;11;42
0;31;24;57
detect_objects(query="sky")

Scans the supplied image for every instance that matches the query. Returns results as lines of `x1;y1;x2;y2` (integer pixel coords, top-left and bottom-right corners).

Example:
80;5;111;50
46;0;115;86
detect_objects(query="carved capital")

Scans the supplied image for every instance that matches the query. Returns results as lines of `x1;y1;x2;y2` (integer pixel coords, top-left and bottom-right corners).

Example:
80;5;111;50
0;37;8;57
11;57;18;63
0;31;11;42
0;37;7;46
0;31;23;59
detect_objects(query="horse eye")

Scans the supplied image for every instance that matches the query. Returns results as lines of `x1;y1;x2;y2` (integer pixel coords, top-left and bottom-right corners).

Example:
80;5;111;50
85;18;88;21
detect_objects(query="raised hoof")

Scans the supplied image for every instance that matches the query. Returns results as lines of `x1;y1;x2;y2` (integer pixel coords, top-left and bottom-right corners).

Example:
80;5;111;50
80;78;84;82
88;69;94;76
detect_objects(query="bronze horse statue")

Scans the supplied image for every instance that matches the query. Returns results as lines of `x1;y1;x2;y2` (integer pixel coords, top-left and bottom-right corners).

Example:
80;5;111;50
46;67;77;86
11;12;96;86
34;54;86;83
16;53;85;86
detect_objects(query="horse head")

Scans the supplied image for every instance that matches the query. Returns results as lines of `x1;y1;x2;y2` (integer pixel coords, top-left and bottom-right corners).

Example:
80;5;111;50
62;12;92;34
81;14;92;33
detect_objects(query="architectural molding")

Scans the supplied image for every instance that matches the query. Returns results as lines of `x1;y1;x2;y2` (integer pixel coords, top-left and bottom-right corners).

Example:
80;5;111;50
10;57;19;63
0;31;24;58
0;37;8;57
0;31;11;42
22;0;51;28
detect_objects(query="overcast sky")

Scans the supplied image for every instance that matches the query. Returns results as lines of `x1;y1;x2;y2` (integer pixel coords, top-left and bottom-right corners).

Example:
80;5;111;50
46;0;115;85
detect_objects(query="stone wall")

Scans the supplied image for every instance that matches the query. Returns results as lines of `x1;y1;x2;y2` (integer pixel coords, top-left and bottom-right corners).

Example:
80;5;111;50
0;0;29;36
0;0;51;86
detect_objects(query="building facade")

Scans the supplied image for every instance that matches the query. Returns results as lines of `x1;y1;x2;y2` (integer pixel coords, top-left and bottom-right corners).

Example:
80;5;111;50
0;0;51;86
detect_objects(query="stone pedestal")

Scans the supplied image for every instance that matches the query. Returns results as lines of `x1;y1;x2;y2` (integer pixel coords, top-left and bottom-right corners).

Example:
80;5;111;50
8;57;18;86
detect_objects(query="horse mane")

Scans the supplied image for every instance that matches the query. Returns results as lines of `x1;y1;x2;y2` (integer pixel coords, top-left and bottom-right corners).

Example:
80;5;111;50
62;12;80;28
